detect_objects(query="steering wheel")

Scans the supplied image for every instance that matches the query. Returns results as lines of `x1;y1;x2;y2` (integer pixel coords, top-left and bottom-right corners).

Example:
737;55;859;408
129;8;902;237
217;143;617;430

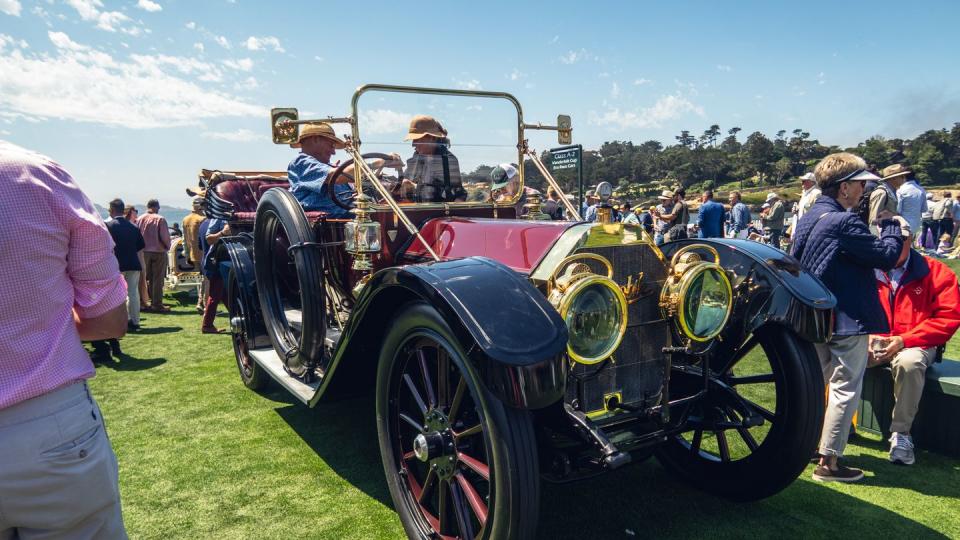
326;152;403;211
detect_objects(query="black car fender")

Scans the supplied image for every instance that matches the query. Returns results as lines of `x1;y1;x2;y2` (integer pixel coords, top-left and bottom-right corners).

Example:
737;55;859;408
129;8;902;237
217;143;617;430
218;234;270;349
314;256;569;409
661;238;836;347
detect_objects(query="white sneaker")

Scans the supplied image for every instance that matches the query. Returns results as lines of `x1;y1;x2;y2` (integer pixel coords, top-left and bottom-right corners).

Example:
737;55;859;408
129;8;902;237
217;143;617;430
889;432;915;465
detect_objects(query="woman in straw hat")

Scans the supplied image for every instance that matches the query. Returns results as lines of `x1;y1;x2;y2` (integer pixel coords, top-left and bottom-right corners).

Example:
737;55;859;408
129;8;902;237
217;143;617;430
287;123;402;216
399;115;467;203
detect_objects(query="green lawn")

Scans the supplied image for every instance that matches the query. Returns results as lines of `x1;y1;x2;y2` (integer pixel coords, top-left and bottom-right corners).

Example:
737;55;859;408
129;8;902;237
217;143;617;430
90;290;960;539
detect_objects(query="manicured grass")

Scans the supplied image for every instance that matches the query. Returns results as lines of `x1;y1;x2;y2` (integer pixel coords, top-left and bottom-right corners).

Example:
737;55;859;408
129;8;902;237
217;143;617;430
89;292;960;539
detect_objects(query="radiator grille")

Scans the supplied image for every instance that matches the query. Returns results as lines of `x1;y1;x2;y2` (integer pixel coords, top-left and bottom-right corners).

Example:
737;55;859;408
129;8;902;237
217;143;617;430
566;242;671;413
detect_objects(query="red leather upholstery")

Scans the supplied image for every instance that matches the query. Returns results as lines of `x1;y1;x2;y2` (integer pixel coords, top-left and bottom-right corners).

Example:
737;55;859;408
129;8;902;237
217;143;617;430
231;210;330;224
214;180;291;213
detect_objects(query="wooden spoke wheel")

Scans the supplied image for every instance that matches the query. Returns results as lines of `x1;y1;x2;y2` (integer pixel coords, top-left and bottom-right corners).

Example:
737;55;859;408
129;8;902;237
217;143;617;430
376;303;539;540
655;324;824;500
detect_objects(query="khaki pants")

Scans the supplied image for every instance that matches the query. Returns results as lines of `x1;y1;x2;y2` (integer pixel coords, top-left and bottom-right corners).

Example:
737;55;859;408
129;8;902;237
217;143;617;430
142;251;167;309
890;347;936;434
0;382;127;539
815;335;869;457
122;270;140;325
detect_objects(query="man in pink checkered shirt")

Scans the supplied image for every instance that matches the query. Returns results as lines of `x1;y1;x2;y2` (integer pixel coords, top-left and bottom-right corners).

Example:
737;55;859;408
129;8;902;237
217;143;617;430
0;141;129;538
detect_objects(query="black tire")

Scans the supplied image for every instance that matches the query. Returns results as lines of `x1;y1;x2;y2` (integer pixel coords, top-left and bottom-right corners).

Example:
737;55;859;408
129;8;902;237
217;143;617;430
227;269;268;391
253;188;326;378
655;324;824;501
375;303;540;540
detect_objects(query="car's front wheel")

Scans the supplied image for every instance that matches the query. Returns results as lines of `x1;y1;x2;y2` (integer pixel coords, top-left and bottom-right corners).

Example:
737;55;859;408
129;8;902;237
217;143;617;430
375;302;540;540
655;324;824;500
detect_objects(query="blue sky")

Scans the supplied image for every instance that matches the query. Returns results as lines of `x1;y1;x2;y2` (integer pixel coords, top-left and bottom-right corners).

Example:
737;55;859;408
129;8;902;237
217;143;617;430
1;0;958;207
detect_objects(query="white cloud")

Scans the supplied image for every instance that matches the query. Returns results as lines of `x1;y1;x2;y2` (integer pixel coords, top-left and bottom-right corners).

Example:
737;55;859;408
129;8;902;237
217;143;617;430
235;76;258;90
313;55;323;62
358;109;410;135
716;64;732;72
0;31;263;129
588;94;705;130
222;57;253;71
0;0;21;16
214;35;230;49
610;82;620;99
136;0;161;12
817;71;826;85
558;48;596;64
509;68;524;81
549;35;559;44
193;42;204;53
633;78;652;86
185;21;196;29
201;128;259;142
455;79;481;90
243;36;284;53
0;34;28;50
65;0;139;33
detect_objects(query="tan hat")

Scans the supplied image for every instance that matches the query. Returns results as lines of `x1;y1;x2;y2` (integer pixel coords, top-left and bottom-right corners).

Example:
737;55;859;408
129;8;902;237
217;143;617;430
404;115;447;140
292;123;346;149
657;189;673;201
882;163;912;181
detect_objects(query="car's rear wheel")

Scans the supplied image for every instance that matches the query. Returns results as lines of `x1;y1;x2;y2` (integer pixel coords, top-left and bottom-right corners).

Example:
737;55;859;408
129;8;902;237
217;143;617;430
227;269;267;391
253;188;326;378
376;303;540;540
655;324;824;500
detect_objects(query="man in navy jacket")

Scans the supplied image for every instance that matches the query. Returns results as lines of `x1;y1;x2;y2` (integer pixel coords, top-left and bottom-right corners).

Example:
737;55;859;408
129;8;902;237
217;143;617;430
791;152;905;483
91;198;145;361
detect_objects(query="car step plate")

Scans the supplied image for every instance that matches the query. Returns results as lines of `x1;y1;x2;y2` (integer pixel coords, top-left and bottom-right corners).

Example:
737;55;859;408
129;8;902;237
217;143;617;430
248;348;319;404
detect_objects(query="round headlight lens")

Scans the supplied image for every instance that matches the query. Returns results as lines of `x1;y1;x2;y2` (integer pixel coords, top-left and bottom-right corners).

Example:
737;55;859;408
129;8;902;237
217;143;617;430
562;278;627;364
679;266;732;341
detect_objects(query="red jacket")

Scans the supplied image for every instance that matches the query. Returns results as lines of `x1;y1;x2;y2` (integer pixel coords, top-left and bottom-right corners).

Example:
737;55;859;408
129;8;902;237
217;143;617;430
876;251;960;349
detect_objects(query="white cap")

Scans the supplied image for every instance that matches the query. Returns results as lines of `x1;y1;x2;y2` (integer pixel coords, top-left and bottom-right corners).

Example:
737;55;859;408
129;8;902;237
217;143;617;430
761;202;771;209
800;172;816;182
847;170;882;182
766;192;778;202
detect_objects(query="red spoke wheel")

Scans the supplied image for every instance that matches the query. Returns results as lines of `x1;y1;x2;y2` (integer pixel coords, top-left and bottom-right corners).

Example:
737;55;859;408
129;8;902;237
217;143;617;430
655;324;824;501
376;303;539;540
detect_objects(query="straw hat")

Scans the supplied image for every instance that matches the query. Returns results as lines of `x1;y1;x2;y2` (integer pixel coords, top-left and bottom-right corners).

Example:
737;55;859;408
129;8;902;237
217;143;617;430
765;192;778;202
292;123;345;149
404;115;447;141
881;163;912;181
657;189;673;201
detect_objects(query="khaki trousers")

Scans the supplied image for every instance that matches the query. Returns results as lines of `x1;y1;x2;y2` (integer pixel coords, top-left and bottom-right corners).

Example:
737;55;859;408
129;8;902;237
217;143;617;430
122;270;140;325
890;347;936;434
0;382;127;539
142;251;167;308
815;335;869;457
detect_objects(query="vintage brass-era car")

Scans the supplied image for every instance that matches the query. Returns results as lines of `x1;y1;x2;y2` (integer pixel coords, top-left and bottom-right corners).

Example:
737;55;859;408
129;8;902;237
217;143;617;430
204;85;836;539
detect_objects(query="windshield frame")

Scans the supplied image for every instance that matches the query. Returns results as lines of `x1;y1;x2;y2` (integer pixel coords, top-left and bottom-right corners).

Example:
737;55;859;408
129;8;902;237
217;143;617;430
350;84;526;210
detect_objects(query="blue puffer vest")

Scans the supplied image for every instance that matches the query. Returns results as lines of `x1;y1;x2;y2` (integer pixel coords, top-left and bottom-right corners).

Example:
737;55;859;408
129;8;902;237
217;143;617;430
790;196;903;336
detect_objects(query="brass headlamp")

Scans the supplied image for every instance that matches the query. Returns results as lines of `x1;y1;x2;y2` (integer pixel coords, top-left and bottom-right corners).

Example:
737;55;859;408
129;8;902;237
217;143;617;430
659;244;733;342
547;253;628;365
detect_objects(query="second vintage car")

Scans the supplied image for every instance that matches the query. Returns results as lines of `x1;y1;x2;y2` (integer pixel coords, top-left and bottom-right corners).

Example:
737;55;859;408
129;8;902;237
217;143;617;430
203;84;836;540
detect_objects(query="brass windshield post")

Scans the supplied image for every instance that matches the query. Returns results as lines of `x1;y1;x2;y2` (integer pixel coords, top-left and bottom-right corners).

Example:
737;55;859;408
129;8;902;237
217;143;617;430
344;145;440;262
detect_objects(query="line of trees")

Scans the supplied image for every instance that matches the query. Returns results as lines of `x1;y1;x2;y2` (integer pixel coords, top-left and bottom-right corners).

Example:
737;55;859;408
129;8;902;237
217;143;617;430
499;122;960;200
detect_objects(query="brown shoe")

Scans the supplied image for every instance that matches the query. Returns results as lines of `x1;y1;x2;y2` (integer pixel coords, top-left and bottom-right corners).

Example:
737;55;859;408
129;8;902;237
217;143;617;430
153;305;171;312
812;463;864;483
201;326;225;334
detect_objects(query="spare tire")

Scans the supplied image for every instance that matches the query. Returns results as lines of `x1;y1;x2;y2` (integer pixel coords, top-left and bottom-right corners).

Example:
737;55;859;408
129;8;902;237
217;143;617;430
253;188;326;378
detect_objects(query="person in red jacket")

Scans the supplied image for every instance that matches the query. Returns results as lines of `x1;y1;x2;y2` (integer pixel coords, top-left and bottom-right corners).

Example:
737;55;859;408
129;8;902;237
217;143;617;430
871;225;960;465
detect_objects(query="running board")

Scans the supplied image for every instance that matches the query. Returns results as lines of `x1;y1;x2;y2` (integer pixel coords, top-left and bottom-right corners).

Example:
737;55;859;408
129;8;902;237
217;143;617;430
248;348;319;404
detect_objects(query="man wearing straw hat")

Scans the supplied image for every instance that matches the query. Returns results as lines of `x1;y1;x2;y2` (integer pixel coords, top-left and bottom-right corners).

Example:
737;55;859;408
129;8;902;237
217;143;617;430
288;123;400;217
868;163;907;235
889;164;926;243
652;189;674;245
400;115;466;203
796;172;821;221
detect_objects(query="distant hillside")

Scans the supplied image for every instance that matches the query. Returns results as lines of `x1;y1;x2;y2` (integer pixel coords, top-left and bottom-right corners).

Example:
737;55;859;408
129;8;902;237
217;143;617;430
94;204;191;226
